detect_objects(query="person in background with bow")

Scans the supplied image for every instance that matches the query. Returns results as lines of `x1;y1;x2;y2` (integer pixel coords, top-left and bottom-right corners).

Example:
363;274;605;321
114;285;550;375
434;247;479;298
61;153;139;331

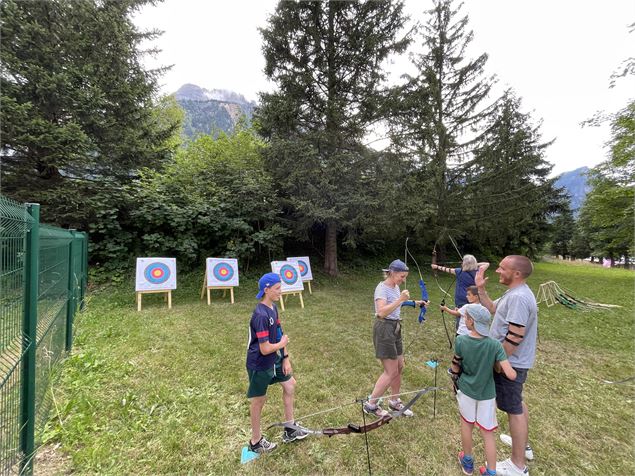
432;254;482;331
364;259;429;418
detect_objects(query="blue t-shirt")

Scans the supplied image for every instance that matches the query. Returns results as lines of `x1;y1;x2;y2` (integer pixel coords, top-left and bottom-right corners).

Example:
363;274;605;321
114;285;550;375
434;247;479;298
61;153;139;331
454;268;476;307
246;303;283;371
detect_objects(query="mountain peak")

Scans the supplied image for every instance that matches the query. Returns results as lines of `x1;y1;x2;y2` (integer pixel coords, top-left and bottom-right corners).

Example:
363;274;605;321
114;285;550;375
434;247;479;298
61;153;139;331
174;83;256;138
174;84;255;106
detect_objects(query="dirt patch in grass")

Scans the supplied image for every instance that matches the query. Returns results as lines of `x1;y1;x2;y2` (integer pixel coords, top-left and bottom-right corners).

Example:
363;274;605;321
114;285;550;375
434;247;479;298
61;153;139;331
34;443;71;476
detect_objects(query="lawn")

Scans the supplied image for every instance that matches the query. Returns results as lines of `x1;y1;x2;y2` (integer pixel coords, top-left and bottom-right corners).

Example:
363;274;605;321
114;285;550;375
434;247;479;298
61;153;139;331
41;260;634;475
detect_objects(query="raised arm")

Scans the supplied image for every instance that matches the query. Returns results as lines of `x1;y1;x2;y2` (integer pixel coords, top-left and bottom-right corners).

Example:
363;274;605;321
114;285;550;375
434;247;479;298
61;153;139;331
431;264;456;275
376;289;410;318
475;264;496;315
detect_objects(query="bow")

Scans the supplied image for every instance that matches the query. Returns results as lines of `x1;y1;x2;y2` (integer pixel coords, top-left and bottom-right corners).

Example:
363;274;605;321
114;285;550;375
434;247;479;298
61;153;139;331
404;237;429;323
265;386;439;437
432;236;456;349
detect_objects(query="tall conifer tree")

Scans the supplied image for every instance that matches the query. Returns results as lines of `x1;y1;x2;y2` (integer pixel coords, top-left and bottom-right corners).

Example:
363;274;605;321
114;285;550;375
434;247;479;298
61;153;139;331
390;0;496;257
0;0;179;226
462;91;564;257
256;0;410;275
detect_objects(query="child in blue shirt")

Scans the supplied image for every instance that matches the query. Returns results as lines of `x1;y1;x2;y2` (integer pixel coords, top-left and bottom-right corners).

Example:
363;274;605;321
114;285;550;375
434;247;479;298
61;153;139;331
246;272;308;453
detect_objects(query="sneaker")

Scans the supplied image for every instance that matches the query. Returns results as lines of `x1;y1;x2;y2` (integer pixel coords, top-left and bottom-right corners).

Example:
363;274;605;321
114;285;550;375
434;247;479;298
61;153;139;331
282;422;310;443
458;451;474;475
362;402;389;418
248;436;277;454
500;434;534;460
388;399;414;417
496;458;529;476
479;467;496;475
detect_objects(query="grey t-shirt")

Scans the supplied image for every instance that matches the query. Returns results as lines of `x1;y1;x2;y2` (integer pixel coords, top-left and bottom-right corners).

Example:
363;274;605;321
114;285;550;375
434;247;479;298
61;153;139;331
374;282;402;321
489;283;538;369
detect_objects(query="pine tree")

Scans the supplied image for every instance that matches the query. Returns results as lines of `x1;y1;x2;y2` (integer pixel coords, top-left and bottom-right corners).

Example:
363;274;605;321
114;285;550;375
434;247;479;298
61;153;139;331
256;0;410;276
389;0;496;258
0;0;179;226
549;204;575;259
462;91;564;257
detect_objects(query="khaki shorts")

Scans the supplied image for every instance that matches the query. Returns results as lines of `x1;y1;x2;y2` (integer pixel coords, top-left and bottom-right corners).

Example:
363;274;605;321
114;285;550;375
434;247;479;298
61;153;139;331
373;318;402;360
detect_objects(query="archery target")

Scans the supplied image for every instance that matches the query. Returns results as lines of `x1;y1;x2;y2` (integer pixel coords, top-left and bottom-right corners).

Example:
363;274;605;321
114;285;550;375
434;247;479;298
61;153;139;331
271;261;304;293
287;256;313;281
206;258;239;287
136;258;177;291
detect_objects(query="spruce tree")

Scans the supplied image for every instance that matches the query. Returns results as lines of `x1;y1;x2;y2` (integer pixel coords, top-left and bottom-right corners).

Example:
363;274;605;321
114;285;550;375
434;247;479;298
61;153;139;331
0;0;179;226
256;0;410;276
463;91;564;257
390;0;496;258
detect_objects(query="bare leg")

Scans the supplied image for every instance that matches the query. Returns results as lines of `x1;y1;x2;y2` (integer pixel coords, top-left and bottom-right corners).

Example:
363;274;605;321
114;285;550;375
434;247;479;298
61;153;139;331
249;396;267;444
369;358;399;405
460;418;474;456
280;377;297;423
480;427;497;472
508;402;529;469
389;355;405;397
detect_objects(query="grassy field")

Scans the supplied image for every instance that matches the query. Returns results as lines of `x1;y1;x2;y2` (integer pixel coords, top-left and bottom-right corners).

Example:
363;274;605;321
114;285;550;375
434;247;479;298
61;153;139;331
40;260;634;475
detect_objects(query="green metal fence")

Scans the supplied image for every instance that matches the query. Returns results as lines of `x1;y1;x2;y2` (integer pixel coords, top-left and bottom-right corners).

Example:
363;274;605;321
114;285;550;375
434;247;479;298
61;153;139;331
0;195;87;475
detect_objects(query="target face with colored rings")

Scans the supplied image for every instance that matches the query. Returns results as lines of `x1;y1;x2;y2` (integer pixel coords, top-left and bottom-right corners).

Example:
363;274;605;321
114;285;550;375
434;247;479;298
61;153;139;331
297;260;308;276
206;258;239;286
280;264;299;285
213;262;234;282
144;262;171;284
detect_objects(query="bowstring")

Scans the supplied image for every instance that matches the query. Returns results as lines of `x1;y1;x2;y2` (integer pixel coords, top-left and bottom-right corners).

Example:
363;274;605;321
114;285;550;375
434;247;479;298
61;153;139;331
432;231;460;349
404;238;426;356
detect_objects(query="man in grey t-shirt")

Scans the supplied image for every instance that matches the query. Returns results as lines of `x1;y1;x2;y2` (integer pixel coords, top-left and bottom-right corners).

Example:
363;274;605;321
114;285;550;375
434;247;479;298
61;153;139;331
476;256;537;476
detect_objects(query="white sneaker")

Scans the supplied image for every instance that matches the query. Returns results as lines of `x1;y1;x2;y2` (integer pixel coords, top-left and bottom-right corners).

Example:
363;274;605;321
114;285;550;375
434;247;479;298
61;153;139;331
388;399;414;417
496;458;529;476
363;402;389;417
500;434;534;460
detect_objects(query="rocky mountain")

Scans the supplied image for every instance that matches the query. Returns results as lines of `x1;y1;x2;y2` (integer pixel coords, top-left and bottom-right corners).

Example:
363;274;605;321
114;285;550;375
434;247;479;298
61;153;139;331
554;166;591;214
174;84;256;138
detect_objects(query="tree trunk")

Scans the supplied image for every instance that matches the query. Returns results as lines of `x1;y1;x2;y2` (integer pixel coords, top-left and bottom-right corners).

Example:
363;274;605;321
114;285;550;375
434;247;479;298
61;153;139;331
324;221;338;277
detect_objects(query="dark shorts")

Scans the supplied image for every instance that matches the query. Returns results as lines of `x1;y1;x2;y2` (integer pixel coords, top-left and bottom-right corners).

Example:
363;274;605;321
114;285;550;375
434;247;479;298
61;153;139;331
246;358;291;398
373;318;402;360
494;367;529;415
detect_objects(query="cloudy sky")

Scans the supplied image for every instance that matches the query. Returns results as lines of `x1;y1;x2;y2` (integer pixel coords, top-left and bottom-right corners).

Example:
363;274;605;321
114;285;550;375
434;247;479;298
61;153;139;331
133;0;635;176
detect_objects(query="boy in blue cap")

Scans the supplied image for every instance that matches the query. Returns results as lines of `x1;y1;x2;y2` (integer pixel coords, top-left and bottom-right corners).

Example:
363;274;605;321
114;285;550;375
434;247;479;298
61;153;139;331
450;304;517;476
246;272;308;453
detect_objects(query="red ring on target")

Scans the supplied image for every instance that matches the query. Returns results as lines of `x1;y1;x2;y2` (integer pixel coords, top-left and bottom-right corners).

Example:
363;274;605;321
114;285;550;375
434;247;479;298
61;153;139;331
213;262;235;282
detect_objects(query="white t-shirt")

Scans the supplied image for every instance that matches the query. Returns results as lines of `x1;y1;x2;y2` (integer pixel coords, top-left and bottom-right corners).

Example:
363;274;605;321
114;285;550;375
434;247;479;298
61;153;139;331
456;305;470;336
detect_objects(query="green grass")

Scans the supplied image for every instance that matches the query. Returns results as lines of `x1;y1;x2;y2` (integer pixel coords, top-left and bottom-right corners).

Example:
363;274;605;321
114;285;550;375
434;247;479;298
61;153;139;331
42;261;634;475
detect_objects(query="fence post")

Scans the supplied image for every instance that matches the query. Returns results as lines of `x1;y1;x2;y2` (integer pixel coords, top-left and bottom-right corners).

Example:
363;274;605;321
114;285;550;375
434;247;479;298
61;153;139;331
21;203;39;475
66;230;77;351
80;232;88;310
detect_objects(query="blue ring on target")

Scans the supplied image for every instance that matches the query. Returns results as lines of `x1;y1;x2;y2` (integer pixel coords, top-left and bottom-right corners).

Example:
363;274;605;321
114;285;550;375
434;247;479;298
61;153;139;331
213;262;234;282
280;264;299;285
144;262;171;285
297;260;308;277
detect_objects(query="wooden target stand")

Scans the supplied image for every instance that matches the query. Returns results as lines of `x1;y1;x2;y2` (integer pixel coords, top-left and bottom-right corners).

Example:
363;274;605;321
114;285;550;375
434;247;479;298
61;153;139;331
136;289;172;311
279;291;304;310
200;274;235;305
305;280;313;294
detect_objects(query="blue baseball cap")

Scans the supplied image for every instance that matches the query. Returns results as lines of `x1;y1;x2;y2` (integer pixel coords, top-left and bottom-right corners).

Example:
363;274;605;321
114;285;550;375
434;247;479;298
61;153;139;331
256;272;281;299
464;304;491;336
382;259;409;273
